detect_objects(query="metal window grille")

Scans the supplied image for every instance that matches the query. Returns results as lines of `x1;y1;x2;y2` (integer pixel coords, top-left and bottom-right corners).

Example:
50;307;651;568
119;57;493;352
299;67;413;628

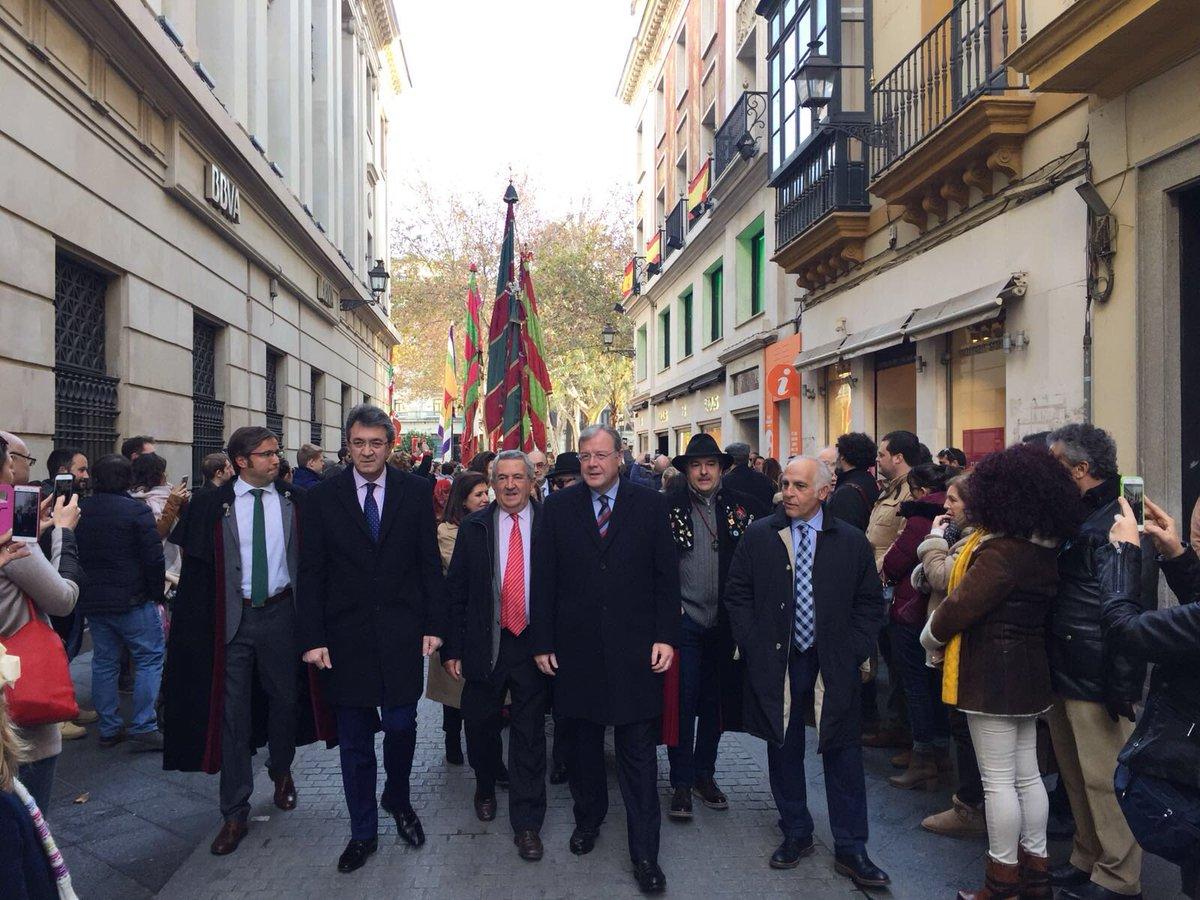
266;350;283;440
310;369;322;446
53;255;118;465
192;319;225;481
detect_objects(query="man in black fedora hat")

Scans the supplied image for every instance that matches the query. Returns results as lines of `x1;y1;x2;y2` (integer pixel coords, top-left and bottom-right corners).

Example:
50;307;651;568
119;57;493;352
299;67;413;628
663;433;767;822
546;452;582;493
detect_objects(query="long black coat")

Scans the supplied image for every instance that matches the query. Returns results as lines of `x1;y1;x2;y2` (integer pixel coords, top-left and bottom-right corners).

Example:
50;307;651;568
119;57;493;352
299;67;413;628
162;480;330;774
722;464;777;511
530;478;681;726
725;507;883;751
297;466;445;708
442;501;540;683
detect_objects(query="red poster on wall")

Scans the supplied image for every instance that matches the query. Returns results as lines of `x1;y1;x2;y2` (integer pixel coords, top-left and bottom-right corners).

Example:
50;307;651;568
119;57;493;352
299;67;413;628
962;427;1005;464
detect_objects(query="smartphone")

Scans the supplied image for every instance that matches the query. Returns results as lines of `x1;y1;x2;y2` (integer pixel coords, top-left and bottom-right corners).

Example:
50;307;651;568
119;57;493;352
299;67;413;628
53;474;74;504
1120;475;1145;532
11;484;41;543
179;476;189;488
0;484;12;535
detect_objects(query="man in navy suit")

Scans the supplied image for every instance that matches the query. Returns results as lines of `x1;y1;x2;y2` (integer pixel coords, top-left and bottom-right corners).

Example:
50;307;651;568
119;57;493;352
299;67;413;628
297;405;445;874
531;424;680;895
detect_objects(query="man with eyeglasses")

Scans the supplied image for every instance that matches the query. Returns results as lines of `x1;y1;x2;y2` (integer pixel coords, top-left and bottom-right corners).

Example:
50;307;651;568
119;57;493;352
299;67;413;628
531;424;680;895
0;432;36;486
162;425;327;858
297;404;445;874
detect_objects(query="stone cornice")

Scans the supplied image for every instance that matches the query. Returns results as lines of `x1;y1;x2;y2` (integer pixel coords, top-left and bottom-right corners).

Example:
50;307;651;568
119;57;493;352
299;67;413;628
617;0;681;104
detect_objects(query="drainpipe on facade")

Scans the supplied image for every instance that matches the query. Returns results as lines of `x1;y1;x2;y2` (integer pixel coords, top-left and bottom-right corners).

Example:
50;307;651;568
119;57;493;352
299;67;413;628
1083;295;1093;423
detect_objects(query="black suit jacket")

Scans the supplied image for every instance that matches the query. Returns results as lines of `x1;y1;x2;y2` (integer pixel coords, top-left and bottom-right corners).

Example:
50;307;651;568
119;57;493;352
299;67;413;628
530;478;681;725
725;506;883;750
722;464;777;511
443;501;540;683
297;466;445;708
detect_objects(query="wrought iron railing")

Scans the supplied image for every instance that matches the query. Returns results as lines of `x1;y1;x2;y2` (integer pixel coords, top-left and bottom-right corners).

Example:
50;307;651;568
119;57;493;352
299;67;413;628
714;91;768;181
192;395;225;482
310;420;321;446
266;412;283;443
54;367;119;467
871;0;1026;177
774;130;869;250
665;198;688;254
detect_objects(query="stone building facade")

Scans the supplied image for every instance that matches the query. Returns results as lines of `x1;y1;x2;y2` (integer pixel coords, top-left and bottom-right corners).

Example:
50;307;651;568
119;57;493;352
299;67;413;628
0;0;401;481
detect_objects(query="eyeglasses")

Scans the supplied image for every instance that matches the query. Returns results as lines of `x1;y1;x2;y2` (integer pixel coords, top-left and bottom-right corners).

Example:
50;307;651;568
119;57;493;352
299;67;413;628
577;451;615;464
9;451;36;467
350;439;389;451
248;449;285;459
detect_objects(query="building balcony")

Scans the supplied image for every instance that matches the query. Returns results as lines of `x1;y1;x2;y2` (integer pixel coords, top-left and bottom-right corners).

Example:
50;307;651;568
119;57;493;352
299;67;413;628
1007;0;1200;99
869;0;1034;232
713;91;768;183
664;197;688;258
771;130;870;290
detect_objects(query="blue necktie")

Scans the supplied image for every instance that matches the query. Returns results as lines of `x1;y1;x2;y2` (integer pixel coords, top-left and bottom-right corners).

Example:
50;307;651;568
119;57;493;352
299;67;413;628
364;482;381;543
793;523;815;651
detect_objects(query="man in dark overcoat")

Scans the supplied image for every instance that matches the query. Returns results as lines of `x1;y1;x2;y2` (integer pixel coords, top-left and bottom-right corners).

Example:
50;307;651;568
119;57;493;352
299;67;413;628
531;424;680;895
297;404;445;874
442;450;548;861
662;433;764;822
725;455;890;889
162;426;330;856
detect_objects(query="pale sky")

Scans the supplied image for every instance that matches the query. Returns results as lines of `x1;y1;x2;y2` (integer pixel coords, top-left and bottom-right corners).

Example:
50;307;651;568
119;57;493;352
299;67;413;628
389;0;636;220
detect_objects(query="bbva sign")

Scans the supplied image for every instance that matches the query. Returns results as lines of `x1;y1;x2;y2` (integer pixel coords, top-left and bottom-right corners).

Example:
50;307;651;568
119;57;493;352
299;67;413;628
205;163;241;223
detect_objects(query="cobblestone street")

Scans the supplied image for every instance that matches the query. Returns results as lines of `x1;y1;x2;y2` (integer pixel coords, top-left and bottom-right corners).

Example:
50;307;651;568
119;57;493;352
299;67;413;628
43;656;1181;898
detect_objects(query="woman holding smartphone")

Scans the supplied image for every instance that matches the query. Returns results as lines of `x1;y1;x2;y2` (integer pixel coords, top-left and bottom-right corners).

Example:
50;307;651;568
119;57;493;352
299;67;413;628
0;437;83;812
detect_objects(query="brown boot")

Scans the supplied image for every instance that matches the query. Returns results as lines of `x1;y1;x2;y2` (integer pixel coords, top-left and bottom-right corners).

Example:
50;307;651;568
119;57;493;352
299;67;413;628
890;747;911;769
922;794;988;838
1017;847;1051;899
887;749;939;790
957;856;1021;900
272;771;297;811
861;723;910;748
210;819;248;855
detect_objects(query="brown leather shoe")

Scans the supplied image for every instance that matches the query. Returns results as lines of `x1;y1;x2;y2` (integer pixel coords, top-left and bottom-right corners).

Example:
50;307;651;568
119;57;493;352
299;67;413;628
514;829;544;861
474;791;497;822
861;724;911;748
210;819;248;855
272;771;297;811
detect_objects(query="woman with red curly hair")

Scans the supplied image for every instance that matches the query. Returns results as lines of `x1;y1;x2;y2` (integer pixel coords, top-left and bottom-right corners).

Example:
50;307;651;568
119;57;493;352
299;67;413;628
920;443;1081;900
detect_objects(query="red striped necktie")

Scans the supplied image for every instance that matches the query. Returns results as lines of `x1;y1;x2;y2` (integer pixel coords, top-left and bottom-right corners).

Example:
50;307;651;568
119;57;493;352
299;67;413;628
596;493;612;538
500;512;526;635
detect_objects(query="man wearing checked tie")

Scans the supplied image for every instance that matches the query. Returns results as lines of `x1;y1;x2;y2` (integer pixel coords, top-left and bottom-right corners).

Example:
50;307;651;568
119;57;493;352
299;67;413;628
725;456;890;890
441;450;548;862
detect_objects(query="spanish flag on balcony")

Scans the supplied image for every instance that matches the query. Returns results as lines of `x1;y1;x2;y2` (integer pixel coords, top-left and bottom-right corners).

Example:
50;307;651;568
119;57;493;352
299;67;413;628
646;231;662;268
688;157;712;221
621;258;636;300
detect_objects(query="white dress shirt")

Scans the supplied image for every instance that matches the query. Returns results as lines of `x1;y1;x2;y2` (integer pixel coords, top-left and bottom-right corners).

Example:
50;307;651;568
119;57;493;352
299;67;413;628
590;478;620;520
353;467;387;513
498;503;532;618
789;506;824;558
233;478;290;598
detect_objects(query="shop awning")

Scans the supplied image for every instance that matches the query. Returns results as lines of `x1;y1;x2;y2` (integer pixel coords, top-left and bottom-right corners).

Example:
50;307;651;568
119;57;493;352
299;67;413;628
904;274;1027;343
839;312;916;360
795;336;848;371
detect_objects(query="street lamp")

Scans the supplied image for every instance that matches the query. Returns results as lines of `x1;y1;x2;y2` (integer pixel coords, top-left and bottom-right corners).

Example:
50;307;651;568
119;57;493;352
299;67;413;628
795;41;837;110
601;322;617;349
368;259;389;298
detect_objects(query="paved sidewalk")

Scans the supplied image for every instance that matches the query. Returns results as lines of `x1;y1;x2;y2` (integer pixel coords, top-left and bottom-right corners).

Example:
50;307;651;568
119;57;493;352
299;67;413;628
49;655;1180;899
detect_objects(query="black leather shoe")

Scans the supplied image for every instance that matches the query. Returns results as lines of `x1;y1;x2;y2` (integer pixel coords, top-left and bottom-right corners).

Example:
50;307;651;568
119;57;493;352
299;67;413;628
692;776;728;810
549;761;569;785
1058;884;1142;900
337;838;377;873
474;791;497;822
1050;863;1091;888
668;786;693;820
834;850;890;888
569;826;599;855
633;859;666;894
445;732;464;766
514;829;544;861
382;799;426;848
496;761;511;789
769;836;815;869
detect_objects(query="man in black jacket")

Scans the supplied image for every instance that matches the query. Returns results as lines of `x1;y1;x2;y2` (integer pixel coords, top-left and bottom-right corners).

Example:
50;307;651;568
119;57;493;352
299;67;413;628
1047;423;1148;900
297;405;445;874
722;442;777;510
442;450;548;861
725;455;888;890
825;432;879;532
531;424;679;895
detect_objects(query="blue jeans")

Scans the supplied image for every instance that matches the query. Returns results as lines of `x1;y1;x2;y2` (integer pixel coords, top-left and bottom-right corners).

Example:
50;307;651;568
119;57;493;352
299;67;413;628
767;646;870;854
889;621;949;751
334;703;418;841
89;603;165;738
666;612;722;788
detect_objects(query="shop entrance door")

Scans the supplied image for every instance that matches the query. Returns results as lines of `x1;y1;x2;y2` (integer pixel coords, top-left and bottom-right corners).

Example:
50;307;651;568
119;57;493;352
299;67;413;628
874;344;917;439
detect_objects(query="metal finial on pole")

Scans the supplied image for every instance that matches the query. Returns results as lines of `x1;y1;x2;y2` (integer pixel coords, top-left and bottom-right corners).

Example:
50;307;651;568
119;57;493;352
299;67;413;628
504;181;519;205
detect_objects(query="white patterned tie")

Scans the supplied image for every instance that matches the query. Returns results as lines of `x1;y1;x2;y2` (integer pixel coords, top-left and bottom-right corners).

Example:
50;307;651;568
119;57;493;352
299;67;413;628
793;524;815;651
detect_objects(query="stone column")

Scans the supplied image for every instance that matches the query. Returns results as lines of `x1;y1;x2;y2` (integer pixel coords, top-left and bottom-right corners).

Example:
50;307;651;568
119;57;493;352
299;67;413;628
267;0;300;194
196;0;249;126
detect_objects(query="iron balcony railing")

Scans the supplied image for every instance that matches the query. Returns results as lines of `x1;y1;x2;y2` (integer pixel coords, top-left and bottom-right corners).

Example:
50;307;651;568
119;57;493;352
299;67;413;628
665;198;688;254
774;130;869;251
871;0;1027;177
713;91;768;181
